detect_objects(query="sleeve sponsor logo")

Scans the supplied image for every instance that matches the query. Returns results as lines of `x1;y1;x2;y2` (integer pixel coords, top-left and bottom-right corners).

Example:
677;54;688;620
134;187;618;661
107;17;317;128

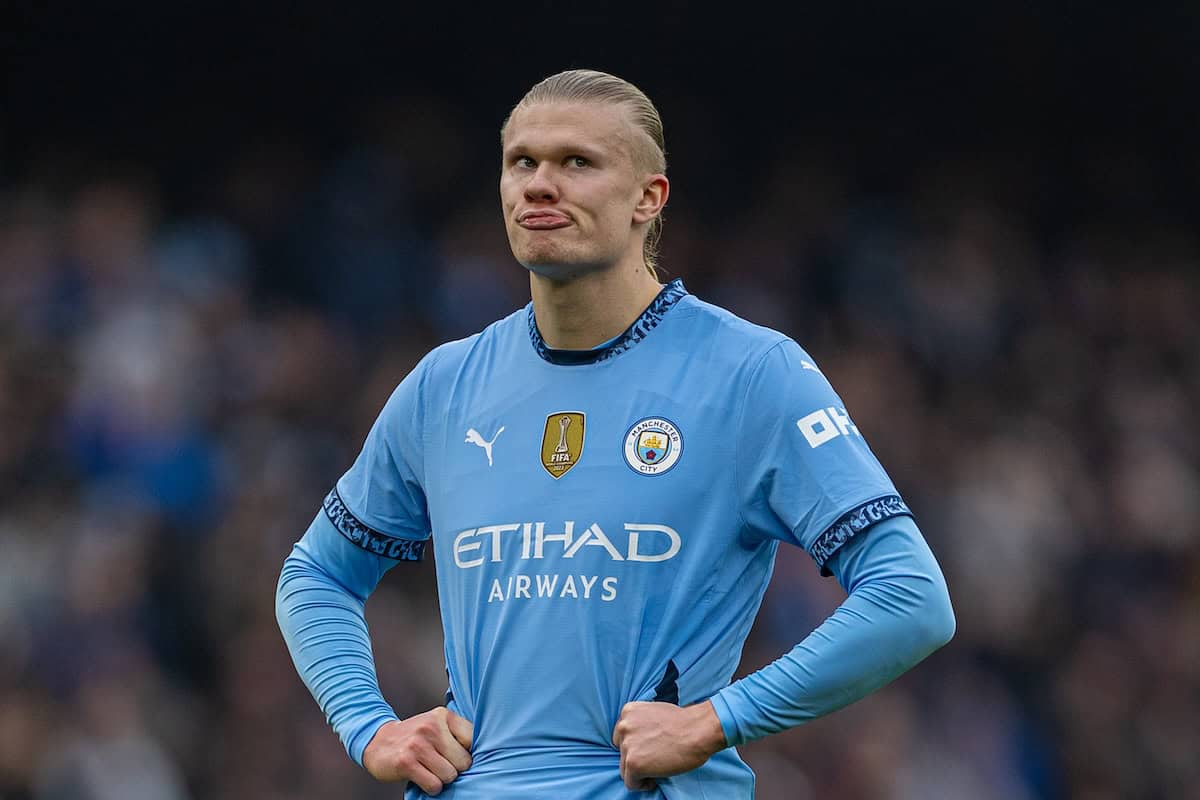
796;407;860;448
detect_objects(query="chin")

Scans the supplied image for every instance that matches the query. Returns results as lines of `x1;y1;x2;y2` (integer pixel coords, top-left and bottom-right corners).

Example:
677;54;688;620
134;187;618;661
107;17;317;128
520;259;604;281
514;241;591;279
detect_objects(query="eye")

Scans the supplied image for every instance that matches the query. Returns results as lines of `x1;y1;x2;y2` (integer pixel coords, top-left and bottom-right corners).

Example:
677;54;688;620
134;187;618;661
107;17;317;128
566;156;590;168
513;155;536;169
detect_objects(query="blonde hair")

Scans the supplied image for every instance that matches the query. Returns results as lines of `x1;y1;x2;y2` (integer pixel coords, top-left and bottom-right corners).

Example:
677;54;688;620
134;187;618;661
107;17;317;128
502;69;667;278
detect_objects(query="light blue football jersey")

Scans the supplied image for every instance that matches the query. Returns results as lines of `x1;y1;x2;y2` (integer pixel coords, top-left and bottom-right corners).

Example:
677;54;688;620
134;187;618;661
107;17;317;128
330;279;910;799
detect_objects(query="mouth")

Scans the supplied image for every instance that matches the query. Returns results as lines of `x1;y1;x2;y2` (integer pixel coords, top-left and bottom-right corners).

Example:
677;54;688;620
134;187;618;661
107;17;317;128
518;210;572;230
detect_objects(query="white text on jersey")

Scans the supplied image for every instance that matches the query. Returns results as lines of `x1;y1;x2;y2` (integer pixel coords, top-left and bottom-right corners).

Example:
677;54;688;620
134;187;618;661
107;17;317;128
796;407;861;448
452;521;681;568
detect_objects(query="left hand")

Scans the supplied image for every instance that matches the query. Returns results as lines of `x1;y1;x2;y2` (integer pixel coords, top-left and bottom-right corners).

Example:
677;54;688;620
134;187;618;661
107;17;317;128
611;700;726;791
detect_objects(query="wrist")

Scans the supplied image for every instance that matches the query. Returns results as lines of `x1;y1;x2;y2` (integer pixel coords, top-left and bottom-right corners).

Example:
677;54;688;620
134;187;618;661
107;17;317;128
361;719;401;770
685;701;727;757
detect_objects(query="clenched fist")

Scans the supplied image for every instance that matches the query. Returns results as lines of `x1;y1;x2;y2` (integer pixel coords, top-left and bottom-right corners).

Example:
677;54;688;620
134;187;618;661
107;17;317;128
362;707;474;795
611;700;726;791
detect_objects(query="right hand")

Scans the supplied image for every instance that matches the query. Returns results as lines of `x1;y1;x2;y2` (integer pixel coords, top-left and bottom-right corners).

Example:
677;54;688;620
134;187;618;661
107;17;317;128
362;707;474;795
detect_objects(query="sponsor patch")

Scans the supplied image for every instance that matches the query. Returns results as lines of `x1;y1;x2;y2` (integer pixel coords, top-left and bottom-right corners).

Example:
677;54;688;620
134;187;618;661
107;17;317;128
623;417;683;475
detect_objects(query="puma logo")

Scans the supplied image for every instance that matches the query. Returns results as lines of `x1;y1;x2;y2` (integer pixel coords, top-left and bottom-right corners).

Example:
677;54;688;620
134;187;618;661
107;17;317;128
465;426;505;467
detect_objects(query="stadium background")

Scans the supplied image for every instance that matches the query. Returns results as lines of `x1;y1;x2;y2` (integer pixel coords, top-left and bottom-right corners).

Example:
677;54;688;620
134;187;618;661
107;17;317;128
2;4;1198;798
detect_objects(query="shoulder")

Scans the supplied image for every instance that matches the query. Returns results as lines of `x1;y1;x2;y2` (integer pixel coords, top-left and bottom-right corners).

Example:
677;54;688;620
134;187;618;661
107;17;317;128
418;305;529;383
371;307;526;427
671;293;815;372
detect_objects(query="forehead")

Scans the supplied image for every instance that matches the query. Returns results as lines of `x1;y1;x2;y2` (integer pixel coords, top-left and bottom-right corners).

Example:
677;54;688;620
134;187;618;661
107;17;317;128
503;101;635;158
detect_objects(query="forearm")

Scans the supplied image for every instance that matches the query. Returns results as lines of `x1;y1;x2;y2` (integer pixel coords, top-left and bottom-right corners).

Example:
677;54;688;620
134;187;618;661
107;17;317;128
275;513;399;765
711;515;955;746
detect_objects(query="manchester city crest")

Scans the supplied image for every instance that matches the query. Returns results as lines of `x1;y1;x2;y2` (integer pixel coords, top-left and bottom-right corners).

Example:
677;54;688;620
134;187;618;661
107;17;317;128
623;417;683;475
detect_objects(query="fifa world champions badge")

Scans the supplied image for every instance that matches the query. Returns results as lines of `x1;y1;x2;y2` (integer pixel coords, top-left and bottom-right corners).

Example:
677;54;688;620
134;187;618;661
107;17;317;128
623;417;683;475
541;411;586;479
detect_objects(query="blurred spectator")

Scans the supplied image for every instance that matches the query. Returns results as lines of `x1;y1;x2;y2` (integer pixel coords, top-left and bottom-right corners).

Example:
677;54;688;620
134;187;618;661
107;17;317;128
2;93;1197;800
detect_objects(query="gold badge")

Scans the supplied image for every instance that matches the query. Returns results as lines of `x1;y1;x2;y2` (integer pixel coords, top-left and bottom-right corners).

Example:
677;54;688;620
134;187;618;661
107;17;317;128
540;411;586;479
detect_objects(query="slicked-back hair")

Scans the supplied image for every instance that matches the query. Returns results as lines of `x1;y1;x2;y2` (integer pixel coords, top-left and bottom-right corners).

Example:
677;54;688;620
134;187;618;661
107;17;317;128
502;69;667;278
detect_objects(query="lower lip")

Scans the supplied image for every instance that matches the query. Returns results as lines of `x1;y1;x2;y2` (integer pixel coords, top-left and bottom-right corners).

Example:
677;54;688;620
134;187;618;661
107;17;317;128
519;217;571;230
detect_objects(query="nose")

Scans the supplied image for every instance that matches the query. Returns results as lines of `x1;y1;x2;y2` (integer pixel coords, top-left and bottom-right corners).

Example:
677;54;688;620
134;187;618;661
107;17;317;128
523;162;560;203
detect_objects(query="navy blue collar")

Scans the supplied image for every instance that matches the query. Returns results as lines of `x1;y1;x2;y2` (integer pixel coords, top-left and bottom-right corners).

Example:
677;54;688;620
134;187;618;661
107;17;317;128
528;279;688;365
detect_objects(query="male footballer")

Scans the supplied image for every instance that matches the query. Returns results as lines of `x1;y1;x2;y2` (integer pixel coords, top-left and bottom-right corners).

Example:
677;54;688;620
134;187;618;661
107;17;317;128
277;68;955;798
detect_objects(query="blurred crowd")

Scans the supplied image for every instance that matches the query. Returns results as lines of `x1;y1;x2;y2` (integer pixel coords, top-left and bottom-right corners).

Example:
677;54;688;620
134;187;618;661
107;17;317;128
1;99;1197;800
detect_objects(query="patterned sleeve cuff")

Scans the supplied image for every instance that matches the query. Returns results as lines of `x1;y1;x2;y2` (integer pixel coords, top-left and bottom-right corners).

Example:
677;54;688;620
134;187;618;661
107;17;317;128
810;495;912;576
323;489;427;561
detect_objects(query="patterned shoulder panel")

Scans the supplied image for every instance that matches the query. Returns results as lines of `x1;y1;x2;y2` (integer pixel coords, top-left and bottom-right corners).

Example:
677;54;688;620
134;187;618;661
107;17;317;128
323;490;427;561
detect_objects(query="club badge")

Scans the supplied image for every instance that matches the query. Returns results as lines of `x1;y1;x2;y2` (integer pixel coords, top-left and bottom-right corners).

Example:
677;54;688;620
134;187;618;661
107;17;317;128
541;411;586;479
623;417;683;475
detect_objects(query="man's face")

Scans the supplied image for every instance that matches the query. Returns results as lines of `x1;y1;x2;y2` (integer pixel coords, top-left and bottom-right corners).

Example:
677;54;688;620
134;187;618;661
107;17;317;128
500;101;654;279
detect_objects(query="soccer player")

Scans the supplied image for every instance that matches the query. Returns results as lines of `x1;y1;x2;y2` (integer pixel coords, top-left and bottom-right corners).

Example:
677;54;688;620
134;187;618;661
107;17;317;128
276;69;955;798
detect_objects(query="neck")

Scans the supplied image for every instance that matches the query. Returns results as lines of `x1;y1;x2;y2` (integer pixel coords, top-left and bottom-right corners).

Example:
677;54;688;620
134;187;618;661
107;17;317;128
530;260;663;350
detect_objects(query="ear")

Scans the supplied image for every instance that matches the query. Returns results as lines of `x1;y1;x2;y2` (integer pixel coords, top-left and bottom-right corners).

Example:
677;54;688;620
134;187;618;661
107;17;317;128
633;174;669;224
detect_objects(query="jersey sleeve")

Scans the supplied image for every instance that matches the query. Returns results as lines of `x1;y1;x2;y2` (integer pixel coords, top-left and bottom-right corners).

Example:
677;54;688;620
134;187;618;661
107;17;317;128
276;352;440;767
709;514;956;746
735;338;911;573
276;511;402;765
330;352;435;559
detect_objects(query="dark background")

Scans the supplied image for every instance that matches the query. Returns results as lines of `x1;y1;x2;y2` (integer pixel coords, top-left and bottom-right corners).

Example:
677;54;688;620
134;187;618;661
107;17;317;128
7;3;1199;219
2;4;1198;799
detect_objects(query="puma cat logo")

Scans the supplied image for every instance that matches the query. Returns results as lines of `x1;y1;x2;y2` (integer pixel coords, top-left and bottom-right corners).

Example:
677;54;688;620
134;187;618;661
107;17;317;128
465;426;505;467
